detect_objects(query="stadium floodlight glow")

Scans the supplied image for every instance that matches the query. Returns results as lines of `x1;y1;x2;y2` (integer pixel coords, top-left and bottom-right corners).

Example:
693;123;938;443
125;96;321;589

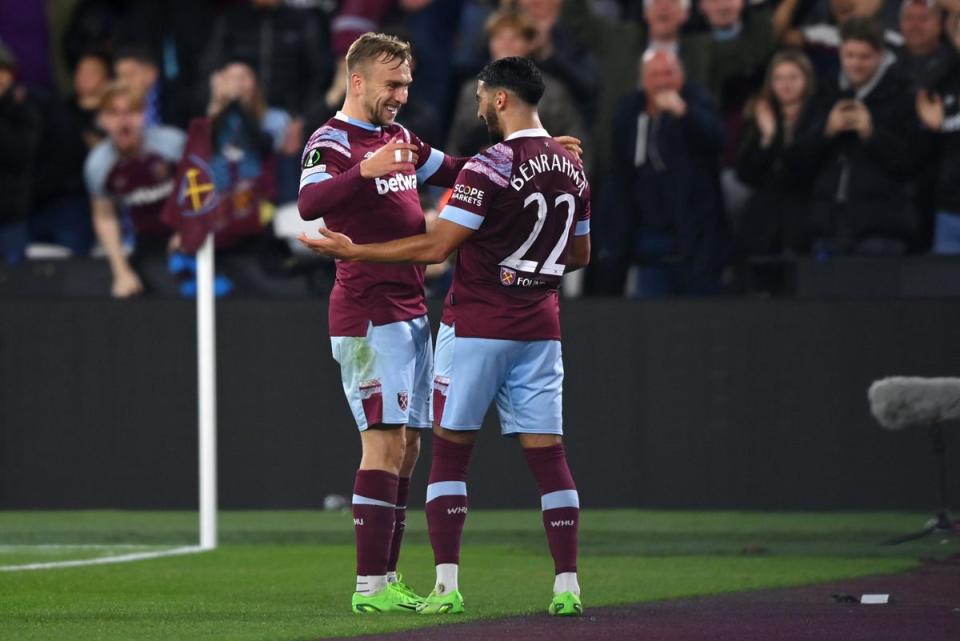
197;234;218;550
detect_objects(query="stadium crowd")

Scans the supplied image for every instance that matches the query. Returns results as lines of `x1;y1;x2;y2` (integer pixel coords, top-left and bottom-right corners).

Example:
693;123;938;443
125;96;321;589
0;0;959;297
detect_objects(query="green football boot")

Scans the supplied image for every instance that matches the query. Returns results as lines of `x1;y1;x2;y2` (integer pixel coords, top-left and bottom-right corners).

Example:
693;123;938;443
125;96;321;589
388;573;426;605
417;588;465;614
548;591;583;617
351;582;421;614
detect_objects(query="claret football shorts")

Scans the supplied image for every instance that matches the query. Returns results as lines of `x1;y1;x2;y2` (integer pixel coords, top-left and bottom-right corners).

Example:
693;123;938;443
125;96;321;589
432;323;564;435
330;316;433;430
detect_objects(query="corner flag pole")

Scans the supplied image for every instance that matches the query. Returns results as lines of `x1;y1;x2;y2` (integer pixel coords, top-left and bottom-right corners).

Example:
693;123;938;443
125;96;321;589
197;233;218;549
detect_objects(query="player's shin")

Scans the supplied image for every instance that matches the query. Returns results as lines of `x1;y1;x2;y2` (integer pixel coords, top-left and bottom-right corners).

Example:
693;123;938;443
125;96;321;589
522;443;580;596
352;469;399;595
424;435;473;595
386;475;410;582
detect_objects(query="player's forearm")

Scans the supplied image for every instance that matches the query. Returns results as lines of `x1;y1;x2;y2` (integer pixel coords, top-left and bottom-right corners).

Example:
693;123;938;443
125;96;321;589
91;205;133;276
350;232;451;265
565;235;591;273
297;164;364;220
424;154;469;188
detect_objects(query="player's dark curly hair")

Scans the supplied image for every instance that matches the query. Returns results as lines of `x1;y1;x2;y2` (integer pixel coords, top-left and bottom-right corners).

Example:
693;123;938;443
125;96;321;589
477;56;545;106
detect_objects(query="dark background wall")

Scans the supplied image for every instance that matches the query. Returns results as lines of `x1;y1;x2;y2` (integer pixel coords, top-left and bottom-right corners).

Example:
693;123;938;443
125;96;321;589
1;299;958;510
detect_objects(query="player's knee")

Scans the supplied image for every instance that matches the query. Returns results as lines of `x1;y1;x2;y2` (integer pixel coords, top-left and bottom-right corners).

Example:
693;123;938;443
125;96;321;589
404;431;421;458
518;433;563;449
432;423;476;445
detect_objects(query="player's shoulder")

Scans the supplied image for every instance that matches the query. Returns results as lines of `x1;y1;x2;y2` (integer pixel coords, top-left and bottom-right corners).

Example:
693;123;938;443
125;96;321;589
84;139;119;191
462;142;515;188
384;122;423;146
143;125;187;161
303;119;352;160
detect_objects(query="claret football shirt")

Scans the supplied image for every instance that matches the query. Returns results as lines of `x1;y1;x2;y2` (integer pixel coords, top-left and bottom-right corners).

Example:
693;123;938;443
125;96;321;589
438;128;591;341
299;111;450;336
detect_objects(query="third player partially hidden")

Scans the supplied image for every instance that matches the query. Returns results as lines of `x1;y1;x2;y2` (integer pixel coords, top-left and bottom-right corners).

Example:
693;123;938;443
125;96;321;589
300;56;591;617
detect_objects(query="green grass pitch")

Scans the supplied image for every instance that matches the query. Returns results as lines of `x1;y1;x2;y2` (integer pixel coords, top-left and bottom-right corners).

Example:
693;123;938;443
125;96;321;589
1;510;953;641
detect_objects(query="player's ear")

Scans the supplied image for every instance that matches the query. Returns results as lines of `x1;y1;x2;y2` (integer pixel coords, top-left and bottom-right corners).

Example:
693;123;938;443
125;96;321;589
349;71;364;94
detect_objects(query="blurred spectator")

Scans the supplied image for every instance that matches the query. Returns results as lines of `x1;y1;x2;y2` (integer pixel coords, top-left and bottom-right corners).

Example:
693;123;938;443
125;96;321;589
63;0;124;73
380;26;445;147
0;43;41;264
323;0;397;114
896;0;958;91
207;59;292;154
916;44;960;253
601;50;727;296
786;17;927;255
558;0;710;176
699;0;777;218
700;0;775;135
193;59;278;247
515;0;600;121
71;52;112;147
203;0;332;118
84;83;185;297
160;61;283;296
26;52;112;257
735;50;817;257
774;0;904;77
449;0;499;79
641;0;710;78
445;8;591;170
115;45;192;128
402;0;465;134
896;0;958;250
111;1;217;127
950;5;960;49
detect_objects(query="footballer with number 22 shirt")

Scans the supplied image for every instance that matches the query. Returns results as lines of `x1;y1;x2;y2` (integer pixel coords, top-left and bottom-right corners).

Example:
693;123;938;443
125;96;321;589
300;56;591;617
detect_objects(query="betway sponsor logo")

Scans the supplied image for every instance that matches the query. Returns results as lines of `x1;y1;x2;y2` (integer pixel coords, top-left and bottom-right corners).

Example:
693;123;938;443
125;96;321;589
446;506;468;515
549;519;576;527
375;173;418;195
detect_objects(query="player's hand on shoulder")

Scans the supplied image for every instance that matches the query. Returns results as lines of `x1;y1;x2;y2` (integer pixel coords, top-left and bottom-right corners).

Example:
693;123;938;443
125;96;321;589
298;227;357;260
359;137;419;178
553;135;583;160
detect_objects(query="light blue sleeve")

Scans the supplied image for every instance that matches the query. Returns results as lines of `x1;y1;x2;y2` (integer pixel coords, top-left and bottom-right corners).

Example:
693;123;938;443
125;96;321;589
262;108;292;152
145;126;187;163
83;142;117;198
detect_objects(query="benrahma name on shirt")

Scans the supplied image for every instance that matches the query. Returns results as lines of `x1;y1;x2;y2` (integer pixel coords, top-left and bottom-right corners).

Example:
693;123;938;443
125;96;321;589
509;152;587;195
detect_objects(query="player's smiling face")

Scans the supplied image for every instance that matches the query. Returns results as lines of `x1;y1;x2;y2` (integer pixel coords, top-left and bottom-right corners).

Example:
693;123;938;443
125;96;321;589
361;56;412;126
476;81;505;143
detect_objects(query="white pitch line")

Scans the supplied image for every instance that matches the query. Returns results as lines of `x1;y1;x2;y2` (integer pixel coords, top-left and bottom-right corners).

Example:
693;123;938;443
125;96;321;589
0;544;152;551
0;545;209;572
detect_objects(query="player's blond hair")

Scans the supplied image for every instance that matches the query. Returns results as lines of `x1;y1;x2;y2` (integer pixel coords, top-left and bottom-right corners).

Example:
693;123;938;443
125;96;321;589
97;81;145;113
345;32;413;75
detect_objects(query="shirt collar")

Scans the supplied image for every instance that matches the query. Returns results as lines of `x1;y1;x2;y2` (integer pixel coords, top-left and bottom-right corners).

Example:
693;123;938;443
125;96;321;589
505;127;550;141
335;110;381;132
712;21;743;41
